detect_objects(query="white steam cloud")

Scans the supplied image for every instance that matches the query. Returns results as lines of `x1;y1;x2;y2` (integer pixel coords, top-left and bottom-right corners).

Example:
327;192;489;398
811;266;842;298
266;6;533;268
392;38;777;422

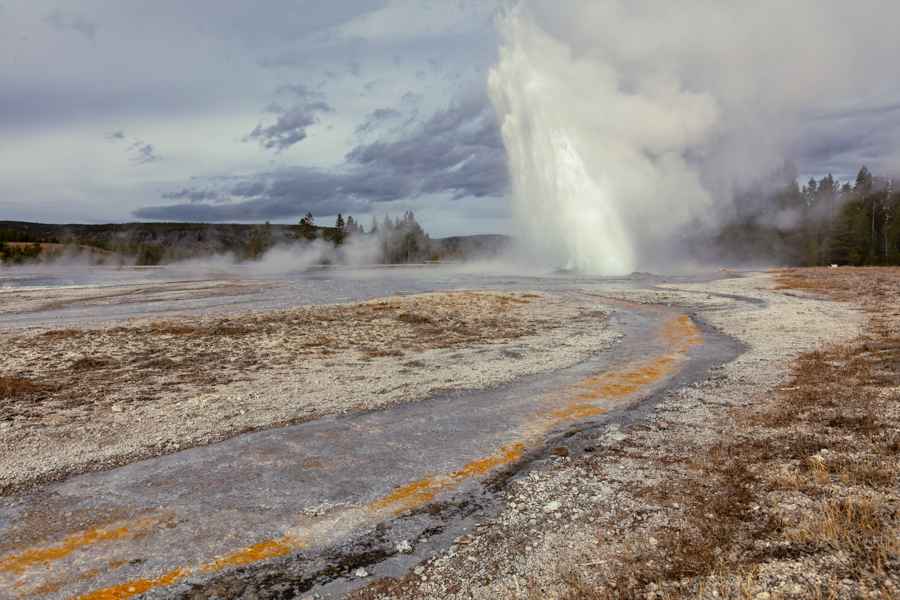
489;1;900;274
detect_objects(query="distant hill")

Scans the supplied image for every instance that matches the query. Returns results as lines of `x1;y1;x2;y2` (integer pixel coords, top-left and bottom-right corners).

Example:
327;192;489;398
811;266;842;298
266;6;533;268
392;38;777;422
0;220;359;265
0;221;511;265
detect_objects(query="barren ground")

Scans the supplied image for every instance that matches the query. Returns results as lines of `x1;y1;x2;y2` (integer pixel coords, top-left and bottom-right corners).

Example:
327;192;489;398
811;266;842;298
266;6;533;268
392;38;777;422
0;290;617;495
350;269;899;600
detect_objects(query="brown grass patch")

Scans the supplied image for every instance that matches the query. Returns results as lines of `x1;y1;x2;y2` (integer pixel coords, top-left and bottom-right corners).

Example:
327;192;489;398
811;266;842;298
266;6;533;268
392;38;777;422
143;322;198;336
363;348;405;359
69;357;113;371
396;313;434;326
0;376;46;399
1;291;548;447
136;321;255;337
540;269;900;599
39;329;83;341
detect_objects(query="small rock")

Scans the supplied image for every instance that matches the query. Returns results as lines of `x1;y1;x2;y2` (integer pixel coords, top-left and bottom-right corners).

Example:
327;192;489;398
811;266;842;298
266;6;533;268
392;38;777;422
414;566;425;575
648;537;658;547
543;500;561;513
396;540;413;554
755;593;770;600
353;568;368;578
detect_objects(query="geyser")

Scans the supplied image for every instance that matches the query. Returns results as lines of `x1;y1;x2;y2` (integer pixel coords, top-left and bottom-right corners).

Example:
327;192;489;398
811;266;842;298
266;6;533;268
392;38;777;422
488;1;900;274
488;4;717;275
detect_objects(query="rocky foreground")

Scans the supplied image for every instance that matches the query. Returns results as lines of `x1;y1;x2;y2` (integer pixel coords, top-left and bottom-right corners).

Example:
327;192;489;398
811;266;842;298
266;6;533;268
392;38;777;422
0;290;616;494
350;269;899;600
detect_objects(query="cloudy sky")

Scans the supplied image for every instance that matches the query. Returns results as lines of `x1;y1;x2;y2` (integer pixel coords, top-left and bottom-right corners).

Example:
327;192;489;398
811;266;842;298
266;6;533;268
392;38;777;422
2;1;899;238
0;0;510;236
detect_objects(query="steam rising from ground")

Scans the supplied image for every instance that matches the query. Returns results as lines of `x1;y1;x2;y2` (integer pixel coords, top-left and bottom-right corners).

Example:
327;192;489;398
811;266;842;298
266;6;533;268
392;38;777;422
489;1;900;274
169;235;383;277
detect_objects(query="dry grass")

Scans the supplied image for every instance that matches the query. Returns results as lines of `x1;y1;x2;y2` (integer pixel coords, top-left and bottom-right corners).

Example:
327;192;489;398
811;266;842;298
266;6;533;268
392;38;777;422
0;376;46;400
395;312;434;325
342;270;898;600
0;291;545;423
546;268;900;599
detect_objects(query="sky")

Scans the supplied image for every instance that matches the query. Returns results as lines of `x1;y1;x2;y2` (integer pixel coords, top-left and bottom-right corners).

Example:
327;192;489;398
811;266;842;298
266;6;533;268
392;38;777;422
2;1;900;238
0;0;508;236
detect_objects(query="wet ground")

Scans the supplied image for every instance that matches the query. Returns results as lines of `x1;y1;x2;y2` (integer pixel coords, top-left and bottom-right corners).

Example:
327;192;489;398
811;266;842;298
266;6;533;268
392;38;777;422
0;266;746;599
0;264;716;328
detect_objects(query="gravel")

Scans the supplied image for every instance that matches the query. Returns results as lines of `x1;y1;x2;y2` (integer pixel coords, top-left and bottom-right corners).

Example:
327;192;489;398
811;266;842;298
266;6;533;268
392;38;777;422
350;271;870;600
0;290;618;494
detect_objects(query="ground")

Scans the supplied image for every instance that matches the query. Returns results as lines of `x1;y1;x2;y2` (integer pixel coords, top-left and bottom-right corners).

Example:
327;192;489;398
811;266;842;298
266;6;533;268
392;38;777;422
349;269;899;600
0;268;897;600
0;289;616;494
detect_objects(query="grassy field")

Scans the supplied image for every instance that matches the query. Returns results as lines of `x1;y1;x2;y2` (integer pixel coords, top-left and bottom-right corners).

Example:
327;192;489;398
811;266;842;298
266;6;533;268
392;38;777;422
564;268;900;599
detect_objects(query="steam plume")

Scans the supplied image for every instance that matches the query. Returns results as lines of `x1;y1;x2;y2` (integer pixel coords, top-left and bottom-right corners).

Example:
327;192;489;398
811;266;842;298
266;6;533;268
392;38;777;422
489;1;900;274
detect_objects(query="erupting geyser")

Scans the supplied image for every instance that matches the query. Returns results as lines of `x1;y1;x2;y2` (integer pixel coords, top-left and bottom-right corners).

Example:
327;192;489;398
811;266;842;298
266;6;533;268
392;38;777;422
488;15;633;274
490;75;635;274
488;3;719;275
490;1;900;275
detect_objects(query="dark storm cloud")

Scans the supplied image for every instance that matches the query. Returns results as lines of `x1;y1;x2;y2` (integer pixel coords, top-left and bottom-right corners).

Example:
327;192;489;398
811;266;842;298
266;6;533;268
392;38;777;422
136;95;509;221
813;100;900;122
139;167;376;221
401;92;422;105
43;9;97;42
346;94;506;199
5;1;394;135
106;130;160;165
792;102;900;177
135;0;386;47
276;83;317;99
363;79;383;93
354;107;403;135
247;100;333;151
162;188;221;203
130;142;159;164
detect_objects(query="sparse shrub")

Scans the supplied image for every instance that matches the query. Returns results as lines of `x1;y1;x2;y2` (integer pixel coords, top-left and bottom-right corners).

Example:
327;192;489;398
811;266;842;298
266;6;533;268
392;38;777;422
396;313;434;325
0;376;45;399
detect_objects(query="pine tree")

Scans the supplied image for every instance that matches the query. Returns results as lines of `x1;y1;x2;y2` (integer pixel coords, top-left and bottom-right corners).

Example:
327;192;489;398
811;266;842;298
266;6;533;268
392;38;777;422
855;166;873;194
333;214;346;245
298;212;316;240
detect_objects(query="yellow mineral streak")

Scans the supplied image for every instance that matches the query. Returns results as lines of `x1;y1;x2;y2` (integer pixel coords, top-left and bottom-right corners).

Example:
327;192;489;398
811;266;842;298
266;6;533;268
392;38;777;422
200;536;300;572
16;313;703;600
0;517;159;575
368;443;526;515
74;568;187;600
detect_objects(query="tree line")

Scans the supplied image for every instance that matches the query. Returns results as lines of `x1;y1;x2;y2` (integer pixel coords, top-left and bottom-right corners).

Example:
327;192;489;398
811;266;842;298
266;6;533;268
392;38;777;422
713;165;900;266
290;210;434;263
0;241;43;264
